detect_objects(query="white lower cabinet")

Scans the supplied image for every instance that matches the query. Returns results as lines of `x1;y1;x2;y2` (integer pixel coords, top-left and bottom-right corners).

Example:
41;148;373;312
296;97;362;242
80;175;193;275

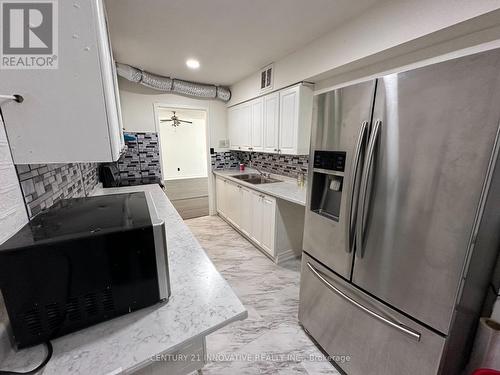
134;336;206;375
260;195;276;256
216;177;227;217
250;191;263;246
216;175;304;263
238;186;252;236
249;190;276;256
225;180;241;228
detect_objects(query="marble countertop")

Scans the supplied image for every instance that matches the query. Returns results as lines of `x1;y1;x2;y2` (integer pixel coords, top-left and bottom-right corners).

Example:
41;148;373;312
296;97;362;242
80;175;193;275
0;184;247;375
213;169;307;206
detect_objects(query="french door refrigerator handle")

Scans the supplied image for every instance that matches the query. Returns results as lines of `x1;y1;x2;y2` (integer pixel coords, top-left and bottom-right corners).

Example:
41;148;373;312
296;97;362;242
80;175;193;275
356;119;381;258
345;121;368;254
307;262;421;342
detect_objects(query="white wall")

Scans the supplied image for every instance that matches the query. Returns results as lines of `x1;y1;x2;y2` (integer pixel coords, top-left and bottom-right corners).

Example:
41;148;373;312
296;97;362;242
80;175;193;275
229;0;500;105
118;78;228;151
158;112;208;180
0;115;28;244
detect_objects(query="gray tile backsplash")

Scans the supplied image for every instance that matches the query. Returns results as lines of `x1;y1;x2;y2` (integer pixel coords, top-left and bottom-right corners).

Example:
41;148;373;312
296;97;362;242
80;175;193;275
211;151;240;170
211;151;309;178
116;132;162;185
16;163;99;218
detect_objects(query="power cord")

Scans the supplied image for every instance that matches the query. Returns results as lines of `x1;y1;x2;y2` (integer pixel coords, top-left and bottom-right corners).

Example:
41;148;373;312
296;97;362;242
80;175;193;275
0;341;53;375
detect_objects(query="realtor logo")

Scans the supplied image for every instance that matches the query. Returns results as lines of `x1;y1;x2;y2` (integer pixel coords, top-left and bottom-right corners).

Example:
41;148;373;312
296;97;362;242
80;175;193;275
0;0;58;69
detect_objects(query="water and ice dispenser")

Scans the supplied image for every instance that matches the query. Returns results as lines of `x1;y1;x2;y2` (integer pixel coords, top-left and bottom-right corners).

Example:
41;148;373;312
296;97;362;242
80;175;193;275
310;151;346;221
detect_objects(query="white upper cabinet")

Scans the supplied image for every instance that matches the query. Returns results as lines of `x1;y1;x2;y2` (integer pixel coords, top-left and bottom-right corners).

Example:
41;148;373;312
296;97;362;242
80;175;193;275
263;92;280;153
278;87;298;155
228;102;251;151
250;98;264;152
228;107;240;150
227;84;312;155
0;0;124;164
240;103;252;151
279;85;313;155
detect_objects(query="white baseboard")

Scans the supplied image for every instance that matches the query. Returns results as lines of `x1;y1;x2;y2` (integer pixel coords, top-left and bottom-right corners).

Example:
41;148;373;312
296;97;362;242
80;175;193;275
217;212;300;265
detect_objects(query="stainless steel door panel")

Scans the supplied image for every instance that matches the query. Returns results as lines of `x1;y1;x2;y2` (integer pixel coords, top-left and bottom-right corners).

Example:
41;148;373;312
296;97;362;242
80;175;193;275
304;80;375;278
353;49;500;334
299;253;446;375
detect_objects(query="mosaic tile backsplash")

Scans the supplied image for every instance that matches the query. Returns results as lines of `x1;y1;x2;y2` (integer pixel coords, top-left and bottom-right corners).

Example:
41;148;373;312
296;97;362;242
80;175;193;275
16;163;99;218
116;132;162;186
211;151;240;170
211;151;309;178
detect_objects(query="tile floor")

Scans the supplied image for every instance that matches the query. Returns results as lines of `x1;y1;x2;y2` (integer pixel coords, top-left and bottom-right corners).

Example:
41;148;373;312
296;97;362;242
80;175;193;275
185;215;339;375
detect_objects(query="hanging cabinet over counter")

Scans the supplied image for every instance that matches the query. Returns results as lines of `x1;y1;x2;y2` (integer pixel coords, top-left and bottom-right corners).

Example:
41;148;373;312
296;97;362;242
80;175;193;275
0;0;124;164
227;83;313;155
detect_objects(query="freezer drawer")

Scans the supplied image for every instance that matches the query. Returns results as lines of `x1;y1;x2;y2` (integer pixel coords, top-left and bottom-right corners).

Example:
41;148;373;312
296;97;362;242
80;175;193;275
299;253;446;375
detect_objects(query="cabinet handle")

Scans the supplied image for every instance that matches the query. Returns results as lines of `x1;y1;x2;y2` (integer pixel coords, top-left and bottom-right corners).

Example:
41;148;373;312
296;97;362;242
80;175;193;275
274;148;278;152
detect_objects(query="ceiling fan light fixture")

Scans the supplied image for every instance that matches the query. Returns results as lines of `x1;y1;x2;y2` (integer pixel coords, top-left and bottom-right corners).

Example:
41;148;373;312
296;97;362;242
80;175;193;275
160;111;193;127
186;58;200;69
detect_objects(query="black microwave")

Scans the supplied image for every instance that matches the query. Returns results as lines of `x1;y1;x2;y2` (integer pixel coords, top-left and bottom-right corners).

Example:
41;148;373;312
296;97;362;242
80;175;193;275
0;192;170;348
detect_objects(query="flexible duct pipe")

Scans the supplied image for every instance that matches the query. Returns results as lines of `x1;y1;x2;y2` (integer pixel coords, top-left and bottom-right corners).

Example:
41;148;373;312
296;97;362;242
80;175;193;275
116;63;231;102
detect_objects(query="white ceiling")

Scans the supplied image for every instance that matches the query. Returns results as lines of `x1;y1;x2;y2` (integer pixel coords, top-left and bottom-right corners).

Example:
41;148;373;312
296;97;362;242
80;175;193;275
104;0;381;87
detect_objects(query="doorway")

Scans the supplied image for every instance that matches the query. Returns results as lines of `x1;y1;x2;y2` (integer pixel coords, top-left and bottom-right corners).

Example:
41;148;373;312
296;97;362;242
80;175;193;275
156;106;209;219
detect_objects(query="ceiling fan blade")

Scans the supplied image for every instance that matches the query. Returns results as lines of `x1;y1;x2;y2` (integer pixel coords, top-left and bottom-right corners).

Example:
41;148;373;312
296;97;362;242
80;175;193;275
160;119;174;122
178;120;193;124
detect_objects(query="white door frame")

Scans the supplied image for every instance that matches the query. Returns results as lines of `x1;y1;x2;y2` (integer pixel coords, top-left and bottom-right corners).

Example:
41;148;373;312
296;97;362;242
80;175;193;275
153;102;215;215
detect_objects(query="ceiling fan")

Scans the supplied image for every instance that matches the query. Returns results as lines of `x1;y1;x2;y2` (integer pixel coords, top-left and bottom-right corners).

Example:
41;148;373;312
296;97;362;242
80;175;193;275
160;111;193;127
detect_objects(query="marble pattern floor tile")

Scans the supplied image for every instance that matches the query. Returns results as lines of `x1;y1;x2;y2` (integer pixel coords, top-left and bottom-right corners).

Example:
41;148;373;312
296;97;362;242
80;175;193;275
186;215;339;375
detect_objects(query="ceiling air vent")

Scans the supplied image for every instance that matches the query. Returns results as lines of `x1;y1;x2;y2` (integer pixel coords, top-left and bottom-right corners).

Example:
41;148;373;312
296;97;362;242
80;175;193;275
260;63;274;93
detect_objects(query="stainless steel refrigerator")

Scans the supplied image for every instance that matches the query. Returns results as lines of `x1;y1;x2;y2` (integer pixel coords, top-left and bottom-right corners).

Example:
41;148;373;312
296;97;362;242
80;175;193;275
299;48;500;375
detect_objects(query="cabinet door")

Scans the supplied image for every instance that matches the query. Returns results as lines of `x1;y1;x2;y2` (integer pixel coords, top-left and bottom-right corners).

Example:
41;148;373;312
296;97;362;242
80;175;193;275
240;103;252;151
226;181;241;228
238;186;252;236
216;177;226;216
0;0;123;163
250;191;263;245
225;180;235;224
263;92;280;153
279;86;300;155
228;108;240;150
260;195;276;256
250;98;264;152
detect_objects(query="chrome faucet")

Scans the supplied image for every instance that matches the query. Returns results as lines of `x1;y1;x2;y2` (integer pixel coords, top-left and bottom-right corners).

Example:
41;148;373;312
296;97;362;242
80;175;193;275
250;161;268;177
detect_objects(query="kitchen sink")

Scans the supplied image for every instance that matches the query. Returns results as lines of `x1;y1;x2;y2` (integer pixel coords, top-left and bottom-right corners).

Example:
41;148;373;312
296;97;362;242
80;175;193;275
232;174;254;180
231;173;280;184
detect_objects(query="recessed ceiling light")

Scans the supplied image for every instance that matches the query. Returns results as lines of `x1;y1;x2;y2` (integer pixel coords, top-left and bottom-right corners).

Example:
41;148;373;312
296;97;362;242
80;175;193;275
186;59;200;69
